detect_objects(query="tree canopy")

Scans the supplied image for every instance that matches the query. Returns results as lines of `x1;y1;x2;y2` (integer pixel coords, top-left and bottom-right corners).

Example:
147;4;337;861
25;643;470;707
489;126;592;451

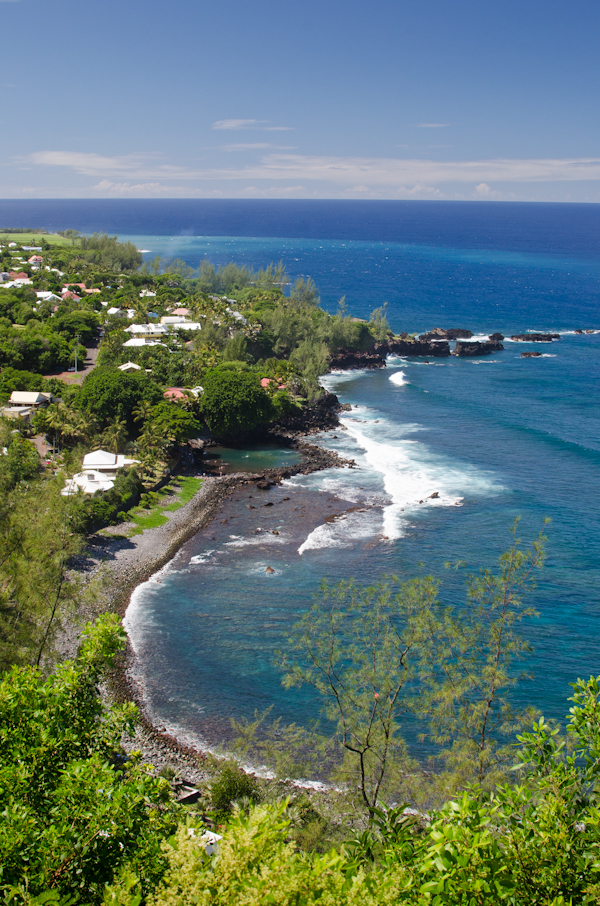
78;369;163;430
201;366;274;437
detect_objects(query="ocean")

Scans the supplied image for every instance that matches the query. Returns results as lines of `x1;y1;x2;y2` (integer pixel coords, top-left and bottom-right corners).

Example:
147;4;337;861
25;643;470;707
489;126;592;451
2;199;599;756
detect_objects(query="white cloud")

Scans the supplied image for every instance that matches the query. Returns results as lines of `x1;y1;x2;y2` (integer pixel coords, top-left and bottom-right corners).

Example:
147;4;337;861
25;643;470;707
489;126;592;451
215;153;600;184
222;142;296;151
212;119;266;130
29;151;152;173
211;118;292;131
475;182;502;199
25;149;600;199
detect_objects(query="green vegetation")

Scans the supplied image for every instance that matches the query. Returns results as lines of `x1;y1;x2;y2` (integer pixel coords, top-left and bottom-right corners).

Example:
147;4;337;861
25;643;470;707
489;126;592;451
0;231;73;247
5;232;595;904
0;616;176;903
201;366;274;437
122;477;203;536
4;611;600;905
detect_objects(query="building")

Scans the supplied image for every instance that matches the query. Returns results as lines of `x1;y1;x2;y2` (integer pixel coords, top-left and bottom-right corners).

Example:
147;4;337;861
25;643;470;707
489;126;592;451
124;324;170;339
81;449;139;477
1;391;54;423
60;449;139;497
61;470;115;496
123;337;169;348
118;361;142;372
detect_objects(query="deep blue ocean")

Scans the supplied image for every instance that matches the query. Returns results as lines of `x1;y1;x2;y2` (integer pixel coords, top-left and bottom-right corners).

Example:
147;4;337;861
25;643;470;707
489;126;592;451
2;199;599;756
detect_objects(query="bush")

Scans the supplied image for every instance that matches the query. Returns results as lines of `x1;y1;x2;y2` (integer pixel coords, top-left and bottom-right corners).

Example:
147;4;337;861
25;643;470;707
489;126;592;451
210;765;262;815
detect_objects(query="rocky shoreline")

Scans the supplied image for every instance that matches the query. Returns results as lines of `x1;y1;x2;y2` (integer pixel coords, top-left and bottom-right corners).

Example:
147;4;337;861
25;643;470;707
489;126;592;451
66;399;351;779
326;327;572;370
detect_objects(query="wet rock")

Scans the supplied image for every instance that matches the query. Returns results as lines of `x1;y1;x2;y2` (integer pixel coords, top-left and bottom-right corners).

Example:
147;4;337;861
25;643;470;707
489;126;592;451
453;339;503;356
489;332;505;341
419;327;473;341
510;333;560;342
329;349;387;369
272;530;279;535
255;479;272;490
521;351;542;357
385;337;451;357
265;566;275;574
262;502;274;507
428;491;439;499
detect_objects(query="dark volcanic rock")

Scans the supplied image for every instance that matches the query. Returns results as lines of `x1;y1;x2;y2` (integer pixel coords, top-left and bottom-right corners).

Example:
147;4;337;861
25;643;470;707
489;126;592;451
329;349;386;369
269;390;342;435
521;351;542;357
419;327;473;341
453;340;504;357
489;332;505;341
510;333;560;342
385;338;451;357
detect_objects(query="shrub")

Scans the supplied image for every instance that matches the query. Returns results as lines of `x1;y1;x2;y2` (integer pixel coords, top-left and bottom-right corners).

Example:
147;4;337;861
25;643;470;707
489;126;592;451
210;765;262;815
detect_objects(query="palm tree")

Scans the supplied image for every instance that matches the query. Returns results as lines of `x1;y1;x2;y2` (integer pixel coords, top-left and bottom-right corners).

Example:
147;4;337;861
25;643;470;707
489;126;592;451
132;399;155;427
102;417;128;454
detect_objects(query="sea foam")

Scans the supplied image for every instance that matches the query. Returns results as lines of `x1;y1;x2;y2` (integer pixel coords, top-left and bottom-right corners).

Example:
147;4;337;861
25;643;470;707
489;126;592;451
389;370;408;386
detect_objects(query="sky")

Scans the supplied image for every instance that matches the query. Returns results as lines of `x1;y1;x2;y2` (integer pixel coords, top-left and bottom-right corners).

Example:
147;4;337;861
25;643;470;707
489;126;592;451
1;0;599;201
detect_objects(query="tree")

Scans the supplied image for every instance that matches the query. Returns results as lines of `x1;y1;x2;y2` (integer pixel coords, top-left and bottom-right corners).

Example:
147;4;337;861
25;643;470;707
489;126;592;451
281;577;438;815
419;522;546;790
0;477;85;671
148;401;201;445
281;528;546;814
102;416;129;453
368;303;391;341
290;276;320;307
78;369;163;432
201;367;274;437
0;615;175;902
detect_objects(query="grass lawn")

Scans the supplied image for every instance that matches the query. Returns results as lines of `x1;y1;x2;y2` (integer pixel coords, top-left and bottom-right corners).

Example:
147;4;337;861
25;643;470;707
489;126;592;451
127;476;203;535
0;232;78;247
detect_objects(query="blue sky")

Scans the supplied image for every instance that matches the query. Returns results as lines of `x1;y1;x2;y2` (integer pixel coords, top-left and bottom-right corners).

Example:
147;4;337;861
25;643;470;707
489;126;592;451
1;0;599;201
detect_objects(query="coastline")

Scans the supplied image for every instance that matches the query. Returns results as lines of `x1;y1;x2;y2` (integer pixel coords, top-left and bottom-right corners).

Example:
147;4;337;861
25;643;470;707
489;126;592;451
69;425;351;778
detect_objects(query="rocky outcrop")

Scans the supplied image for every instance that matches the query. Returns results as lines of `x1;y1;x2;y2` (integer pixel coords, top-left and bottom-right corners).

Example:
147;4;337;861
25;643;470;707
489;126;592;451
419;327;473;341
266;390;342;436
510;333;560;342
385;338;451;357
521;351;542;357
489;332;505;341
328;349;387;369
453;339;504;357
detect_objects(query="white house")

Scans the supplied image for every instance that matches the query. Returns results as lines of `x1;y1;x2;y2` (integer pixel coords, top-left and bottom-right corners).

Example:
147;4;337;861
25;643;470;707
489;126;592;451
82;449;139;479
123;337;169;348
160;315;189;326
125;324;170;338
118;361;142;372
61;470;115;496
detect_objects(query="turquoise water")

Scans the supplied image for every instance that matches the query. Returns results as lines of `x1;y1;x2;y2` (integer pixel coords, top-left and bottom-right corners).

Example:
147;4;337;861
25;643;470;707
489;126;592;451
118;214;600;755
203;445;301;475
